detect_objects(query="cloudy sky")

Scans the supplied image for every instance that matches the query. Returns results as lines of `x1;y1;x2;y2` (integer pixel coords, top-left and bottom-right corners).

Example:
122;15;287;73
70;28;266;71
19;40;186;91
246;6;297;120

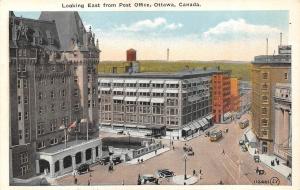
15;11;289;61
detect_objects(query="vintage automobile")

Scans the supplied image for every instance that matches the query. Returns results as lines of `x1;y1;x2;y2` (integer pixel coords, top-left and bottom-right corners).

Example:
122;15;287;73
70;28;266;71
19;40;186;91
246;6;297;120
155;169;175;178
76;163;90;174
99;156;110;165
254;155;260;163
241;144;248;152
141;174;158;184
239;140;245;145
112;156;122;165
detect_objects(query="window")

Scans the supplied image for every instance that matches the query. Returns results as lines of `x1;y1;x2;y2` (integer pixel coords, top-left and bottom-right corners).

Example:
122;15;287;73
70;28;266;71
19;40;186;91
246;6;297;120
37;125;42;135
20;152;28;164
50;138;58;145
24;96;28;104
261;108;267;115
18;96;21;104
24;112;28;120
51;78;54;84
261;83;268;91
88;100;91;108
74;76;78;83
93;88;96;94
39;106;43;115
50;123;55;132
92;100;96;108
261;118;268;126
18;112;22;120
25;129;29;138
20;165;29;176
284;72;288;80
38;92;43;100
52;66;55;72
37;141;45;149
61;89;65;97
51;104;55;112
22;65;26;72
74;103;80;111
262;96;268;103
262;72;268;79
88;88;91;95
50;91;54;98
62;77;66;83
74;89;79;96
23;79;27;88
61;102;66;110
19;130;22;139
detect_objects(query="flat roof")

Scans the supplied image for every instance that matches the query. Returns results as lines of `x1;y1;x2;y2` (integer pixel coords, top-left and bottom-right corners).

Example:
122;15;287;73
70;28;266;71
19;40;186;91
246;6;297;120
99;69;229;79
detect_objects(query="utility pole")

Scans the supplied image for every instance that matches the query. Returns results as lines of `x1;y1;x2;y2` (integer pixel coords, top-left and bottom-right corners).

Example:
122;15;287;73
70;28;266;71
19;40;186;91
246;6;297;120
184;154;187;180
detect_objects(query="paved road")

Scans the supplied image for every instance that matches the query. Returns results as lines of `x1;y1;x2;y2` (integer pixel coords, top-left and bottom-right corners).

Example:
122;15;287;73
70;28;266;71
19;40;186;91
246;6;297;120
55;114;288;185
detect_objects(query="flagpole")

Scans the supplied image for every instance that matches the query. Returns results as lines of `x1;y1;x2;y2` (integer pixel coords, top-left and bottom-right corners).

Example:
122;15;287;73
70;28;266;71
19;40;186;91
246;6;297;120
87;121;89;141
64;127;67;149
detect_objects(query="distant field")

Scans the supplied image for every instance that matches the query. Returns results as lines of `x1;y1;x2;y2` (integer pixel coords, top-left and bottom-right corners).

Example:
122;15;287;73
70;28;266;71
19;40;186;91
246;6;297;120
98;60;251;81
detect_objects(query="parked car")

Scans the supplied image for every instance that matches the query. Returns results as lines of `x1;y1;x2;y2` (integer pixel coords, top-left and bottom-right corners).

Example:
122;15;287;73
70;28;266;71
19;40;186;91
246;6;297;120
77;163;90;174
112;156;121;165
254;155;260;163
239;140;245;145
141;174;158;184
99;156;110;165
241;144;248;152
155;169;175;178
117;130;124;135
205;131;210;137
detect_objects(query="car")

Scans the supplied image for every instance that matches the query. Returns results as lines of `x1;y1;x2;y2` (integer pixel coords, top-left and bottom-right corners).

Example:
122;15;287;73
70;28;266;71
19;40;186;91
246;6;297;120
239;140;245;145
99;156;110;165
254;155;260;163
117;130;124;135
77;163;90;174
112;156;121;165
205;131;210;137
141;174;158;184
187;150;194;156
241;144;248;152
156;169;175;178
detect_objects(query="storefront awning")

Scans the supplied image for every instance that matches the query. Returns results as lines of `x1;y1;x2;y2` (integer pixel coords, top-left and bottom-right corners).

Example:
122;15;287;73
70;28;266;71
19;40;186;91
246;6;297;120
138;80;150;83
124;96;137;101
138;89;150;93
202;118;209;125
137;125;147;129
113;79;124;83
100;122;111;126
151;98;164;104
113;123;124;127
137;97;150;102
124;124;137;128
182;126;191;131
206;114;213;120
100;79;111;83
112;96;124;100
197;120;205;127
165;80;179;84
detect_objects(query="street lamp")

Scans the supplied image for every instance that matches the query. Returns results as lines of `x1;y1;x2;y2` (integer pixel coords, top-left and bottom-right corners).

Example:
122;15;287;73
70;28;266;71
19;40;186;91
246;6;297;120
128;132;131;145
184;154;187;180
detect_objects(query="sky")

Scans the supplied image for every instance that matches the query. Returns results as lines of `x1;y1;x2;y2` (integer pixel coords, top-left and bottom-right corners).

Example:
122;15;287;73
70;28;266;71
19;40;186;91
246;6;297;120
14;11;289;61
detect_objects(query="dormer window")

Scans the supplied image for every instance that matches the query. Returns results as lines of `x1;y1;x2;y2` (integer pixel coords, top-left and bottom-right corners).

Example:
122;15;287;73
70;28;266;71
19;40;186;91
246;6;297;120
46;30;54;45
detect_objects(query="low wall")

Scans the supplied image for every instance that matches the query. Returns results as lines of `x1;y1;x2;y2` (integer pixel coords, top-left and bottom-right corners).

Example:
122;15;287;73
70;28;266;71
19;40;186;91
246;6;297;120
132;141;162;159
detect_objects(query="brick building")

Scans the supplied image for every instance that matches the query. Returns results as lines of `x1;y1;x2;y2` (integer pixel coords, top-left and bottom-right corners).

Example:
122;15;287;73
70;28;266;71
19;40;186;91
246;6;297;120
230;77;240;112
251;44;291;154
9;11;101;182
212;70;232;123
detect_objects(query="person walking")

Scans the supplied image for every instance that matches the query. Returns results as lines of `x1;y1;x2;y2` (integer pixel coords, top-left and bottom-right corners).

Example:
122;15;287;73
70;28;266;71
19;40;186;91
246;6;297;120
193;169;196;176
87;179;90;186
199;169;202;175
74;177;78;185
222;149;225;155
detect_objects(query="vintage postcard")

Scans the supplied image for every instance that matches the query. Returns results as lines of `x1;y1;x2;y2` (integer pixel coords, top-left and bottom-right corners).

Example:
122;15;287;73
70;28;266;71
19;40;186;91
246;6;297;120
0;0;299;189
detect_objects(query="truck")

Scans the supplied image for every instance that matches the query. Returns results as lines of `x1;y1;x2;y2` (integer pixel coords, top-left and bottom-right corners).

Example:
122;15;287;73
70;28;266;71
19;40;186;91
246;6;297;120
239;119;249;129
210;130;222;141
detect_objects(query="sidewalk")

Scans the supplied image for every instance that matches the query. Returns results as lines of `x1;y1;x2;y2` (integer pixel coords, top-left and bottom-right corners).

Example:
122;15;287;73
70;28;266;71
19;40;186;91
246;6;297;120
244;130;291;178
126;147;170;165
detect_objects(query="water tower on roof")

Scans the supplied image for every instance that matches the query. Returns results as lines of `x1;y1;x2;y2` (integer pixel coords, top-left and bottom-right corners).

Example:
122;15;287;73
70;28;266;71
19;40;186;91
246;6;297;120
126;48;136;62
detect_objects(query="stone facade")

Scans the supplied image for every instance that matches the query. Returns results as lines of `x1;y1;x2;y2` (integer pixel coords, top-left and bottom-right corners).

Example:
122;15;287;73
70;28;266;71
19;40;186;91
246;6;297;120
273;83;291;167
9;11;101;181
251;45;291;154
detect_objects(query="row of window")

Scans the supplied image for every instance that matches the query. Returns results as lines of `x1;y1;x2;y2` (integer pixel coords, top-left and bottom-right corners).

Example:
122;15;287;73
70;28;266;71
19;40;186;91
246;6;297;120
262;72;288;80
18;129;29;140
99;83;180;88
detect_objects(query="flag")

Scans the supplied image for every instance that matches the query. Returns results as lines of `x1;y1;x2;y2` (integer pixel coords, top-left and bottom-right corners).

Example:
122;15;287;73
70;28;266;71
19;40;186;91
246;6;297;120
68;121;77;129
81;118;87;123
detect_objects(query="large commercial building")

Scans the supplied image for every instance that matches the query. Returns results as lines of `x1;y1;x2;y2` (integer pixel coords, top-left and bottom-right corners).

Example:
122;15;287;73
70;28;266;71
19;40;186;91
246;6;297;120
212;70;232;123
9;11;101;181
230;77;240;112
98;70;217;139
273;83;292;167
251;44;291;154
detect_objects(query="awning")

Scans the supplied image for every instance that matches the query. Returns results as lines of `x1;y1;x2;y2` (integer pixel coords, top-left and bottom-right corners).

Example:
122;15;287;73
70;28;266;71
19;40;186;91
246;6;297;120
138;80;150;83
100;122;111;126
189;123;196;131
152;89;164;93
125;88;137;92
113;88;123;92
112;96;124;100
125;124;137;128
202;118;209;125
124;79;137;83
100;79;111;83
206;114;213;120
151;98;164;104
137;125;147;129
165;80;179;84
196;119;205;127
137;97;150;102
138;89;150;93
113;123;124;127
182;126;191;131
124;96;137;101
191;122;200;129
100;87;110;91
165;89;179;93
151;80;165;84
112;79;124;83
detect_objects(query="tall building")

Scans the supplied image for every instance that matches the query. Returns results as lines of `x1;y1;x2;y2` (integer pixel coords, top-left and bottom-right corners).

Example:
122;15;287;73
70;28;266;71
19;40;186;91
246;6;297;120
212;70;232;123
273;83;292;167
251;44;291;154
230;77;240;112
239;81;251;114
98;70;216;139
9;11;101;181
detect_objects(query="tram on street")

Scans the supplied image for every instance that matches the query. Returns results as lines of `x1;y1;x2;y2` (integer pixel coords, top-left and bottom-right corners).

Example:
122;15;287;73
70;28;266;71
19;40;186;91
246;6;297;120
210;130;222;141
239;119;249;129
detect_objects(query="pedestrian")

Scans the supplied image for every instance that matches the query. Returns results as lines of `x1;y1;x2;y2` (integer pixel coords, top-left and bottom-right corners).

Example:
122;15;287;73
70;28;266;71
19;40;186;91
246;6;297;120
222;149;225;155
89;172;92;178
193;169;196;176
137;158;140;164
122;179;124;185
173;146;175;150
74;177;78;185
155;150;157;155
256;167;259;174
276;159;279;165
141;158;144;163
199;169;202;174
171;141;173;146
88;179;90;186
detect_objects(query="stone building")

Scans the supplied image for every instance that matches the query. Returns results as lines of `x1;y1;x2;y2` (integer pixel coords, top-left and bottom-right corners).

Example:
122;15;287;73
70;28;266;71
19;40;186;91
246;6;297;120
251;44;291;154
98;70;216;139
273;83;292;167
9;11;101;181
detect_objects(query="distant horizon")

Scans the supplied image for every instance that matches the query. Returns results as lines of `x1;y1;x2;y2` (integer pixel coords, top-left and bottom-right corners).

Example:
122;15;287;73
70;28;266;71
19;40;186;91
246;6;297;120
15;11;289;61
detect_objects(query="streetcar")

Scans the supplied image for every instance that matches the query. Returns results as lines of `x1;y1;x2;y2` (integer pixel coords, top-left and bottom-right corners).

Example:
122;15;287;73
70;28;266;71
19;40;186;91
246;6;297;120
239;119;249;129
210;130;222;141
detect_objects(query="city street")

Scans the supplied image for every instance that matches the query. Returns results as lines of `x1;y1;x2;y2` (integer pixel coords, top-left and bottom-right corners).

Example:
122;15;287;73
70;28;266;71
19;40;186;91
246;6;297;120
55;114;288;185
